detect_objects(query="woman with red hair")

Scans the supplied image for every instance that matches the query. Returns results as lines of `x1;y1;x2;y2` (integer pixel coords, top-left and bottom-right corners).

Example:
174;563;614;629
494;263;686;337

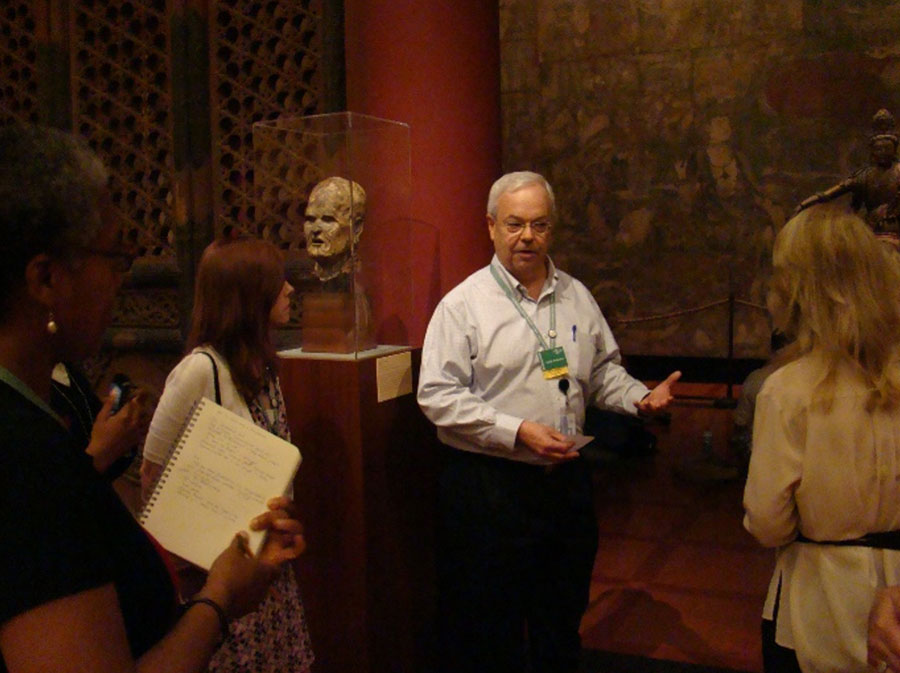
141;237;313;673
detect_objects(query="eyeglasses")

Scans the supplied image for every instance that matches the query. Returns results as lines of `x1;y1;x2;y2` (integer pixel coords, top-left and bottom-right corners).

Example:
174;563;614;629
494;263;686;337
76;246;138;273
503;220;552;236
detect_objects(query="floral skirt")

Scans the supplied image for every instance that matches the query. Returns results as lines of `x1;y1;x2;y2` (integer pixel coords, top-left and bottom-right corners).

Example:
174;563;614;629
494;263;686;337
208;563;314;673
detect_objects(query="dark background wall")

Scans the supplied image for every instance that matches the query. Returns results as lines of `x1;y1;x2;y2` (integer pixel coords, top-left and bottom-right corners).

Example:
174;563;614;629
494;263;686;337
499;0;900;358
7;2;900;362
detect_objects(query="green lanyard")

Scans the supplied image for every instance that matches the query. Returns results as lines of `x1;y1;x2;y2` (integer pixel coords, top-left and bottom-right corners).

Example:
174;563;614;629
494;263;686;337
490;263;556;349
0;364;67;428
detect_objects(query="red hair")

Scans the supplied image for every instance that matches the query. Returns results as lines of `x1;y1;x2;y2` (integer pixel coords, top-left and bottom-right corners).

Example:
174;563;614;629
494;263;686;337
186;237;285;401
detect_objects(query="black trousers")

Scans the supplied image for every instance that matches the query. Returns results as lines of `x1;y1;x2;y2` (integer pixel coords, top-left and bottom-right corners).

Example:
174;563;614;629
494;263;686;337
762;619;802;673
436;449;598;673
761;577;801;673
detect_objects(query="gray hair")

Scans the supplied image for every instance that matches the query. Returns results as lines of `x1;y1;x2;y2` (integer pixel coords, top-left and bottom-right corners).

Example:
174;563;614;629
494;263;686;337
486;171;556;220
0;124;109;314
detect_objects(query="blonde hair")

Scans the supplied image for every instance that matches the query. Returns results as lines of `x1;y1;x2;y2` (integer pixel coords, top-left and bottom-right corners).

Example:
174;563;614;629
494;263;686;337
769;205;900;409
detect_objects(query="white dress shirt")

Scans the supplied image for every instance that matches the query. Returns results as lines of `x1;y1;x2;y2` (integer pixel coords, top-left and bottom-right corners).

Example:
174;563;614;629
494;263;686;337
417;255;649;465
744;353;900;673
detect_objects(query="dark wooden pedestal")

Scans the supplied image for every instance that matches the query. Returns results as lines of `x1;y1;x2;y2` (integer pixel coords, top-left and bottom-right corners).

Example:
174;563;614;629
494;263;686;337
280;349;438;673
300;291;377;354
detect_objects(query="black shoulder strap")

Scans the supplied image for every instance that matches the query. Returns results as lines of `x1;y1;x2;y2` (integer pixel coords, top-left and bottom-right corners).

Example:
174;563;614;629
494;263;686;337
197;351;221;405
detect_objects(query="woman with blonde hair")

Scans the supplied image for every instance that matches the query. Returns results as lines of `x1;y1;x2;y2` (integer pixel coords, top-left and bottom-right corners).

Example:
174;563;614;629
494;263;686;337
744;205;900;673
141;237;314;673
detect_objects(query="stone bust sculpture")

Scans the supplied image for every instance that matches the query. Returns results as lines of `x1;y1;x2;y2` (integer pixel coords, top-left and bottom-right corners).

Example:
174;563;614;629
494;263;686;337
300;176;375;352
303;176;367;282
795;108;900;240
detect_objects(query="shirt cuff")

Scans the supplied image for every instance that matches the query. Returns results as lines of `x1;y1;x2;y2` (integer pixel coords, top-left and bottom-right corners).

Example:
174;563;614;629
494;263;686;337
626;385;651;415
491;412;523;451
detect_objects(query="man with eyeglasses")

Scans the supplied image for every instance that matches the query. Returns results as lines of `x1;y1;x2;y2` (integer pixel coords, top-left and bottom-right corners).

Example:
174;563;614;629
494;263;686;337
418;171;680;673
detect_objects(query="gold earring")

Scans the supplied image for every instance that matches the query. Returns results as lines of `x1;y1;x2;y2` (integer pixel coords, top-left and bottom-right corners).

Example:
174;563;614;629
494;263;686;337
46;312;58;334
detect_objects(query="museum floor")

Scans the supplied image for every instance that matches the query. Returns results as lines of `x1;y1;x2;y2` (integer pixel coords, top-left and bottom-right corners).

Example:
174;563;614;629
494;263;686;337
115;381;769;673
580;382;771;673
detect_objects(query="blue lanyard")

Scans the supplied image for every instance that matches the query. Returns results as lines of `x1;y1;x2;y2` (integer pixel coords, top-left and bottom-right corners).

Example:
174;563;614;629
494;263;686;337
490;264;556;350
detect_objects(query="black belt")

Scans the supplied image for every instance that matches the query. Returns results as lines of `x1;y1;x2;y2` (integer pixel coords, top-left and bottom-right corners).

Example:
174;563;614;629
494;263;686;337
795;530;900;551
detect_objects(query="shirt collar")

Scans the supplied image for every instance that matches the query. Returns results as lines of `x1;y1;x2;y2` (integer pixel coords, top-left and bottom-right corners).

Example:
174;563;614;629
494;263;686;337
490;254;558;300
0;364;67;428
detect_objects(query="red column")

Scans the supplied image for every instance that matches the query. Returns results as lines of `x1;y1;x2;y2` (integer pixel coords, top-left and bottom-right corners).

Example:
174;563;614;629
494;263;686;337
344;0;501;343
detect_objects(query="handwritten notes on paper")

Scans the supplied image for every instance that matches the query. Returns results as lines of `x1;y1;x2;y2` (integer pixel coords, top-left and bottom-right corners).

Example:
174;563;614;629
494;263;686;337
139;398;301;570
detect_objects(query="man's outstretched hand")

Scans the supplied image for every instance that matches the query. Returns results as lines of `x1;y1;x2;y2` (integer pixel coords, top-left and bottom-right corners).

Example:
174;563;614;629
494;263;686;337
635;370;681;415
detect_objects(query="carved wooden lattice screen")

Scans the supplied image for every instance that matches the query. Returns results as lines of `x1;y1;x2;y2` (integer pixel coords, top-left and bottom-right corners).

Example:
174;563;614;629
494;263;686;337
0;0;339;351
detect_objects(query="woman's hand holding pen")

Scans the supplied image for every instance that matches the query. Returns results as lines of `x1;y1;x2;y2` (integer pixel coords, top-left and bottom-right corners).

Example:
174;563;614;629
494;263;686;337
202;496;306;620
252;496;307;566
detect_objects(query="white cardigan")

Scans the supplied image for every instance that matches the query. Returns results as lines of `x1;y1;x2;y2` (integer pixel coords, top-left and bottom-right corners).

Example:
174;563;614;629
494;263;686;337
142;346;253;466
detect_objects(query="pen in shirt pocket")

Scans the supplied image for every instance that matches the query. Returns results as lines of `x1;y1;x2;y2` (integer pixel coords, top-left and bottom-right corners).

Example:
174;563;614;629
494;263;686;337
572;325;577;342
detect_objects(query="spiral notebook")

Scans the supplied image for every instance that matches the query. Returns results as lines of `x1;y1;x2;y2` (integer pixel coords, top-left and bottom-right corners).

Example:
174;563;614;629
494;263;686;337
138;397;302;571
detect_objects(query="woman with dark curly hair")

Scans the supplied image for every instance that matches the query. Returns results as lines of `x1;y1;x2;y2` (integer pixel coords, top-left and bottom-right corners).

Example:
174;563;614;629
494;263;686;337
0;124;305;673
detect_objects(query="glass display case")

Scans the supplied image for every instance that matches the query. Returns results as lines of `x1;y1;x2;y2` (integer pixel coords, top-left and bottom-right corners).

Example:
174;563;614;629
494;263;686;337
253;112;412;358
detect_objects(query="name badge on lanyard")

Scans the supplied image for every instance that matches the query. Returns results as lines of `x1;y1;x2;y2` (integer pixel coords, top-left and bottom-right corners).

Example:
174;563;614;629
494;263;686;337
490;264;569;379
539;346;569;379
